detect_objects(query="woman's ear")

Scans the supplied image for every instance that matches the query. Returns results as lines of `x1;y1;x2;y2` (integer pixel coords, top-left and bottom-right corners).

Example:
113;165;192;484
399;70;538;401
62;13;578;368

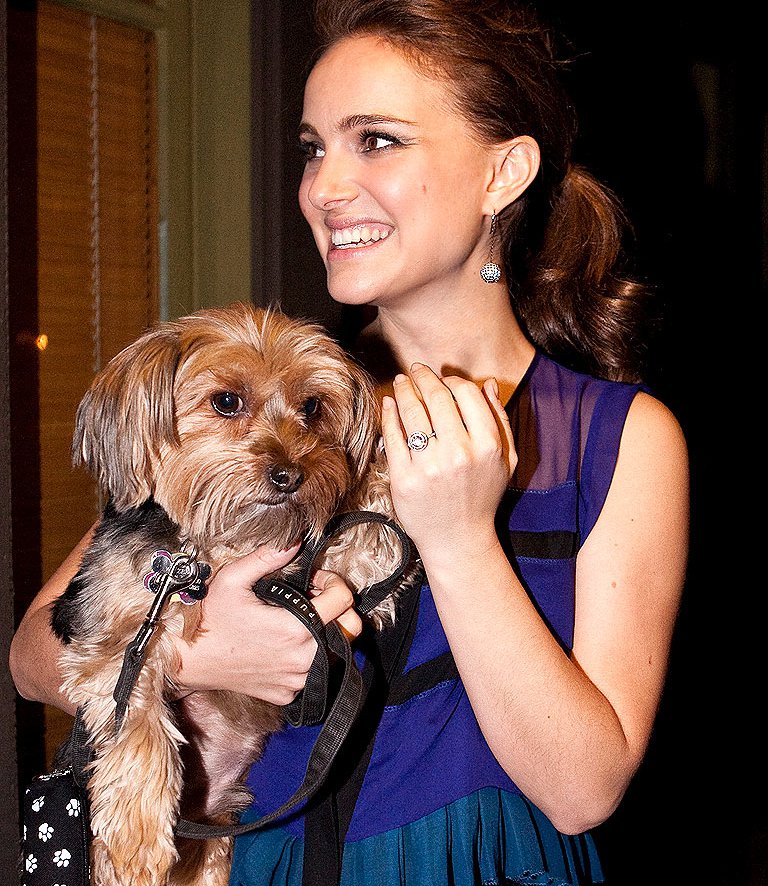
484;135;540;213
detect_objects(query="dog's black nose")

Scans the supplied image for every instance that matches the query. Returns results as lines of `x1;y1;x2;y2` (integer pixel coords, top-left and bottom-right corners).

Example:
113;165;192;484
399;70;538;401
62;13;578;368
268;464;304;493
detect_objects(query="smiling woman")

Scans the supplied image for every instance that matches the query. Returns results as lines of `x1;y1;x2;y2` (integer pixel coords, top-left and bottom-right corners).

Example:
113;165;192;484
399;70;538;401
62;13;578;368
297;39;531;315
225;2;688;884
10;2;689;885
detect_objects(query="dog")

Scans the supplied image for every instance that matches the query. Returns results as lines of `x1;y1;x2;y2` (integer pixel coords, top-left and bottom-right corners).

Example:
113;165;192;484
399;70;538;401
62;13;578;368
50;303;411;886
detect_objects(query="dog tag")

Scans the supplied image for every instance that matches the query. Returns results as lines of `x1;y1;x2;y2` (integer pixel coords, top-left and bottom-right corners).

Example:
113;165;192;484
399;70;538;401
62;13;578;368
143;551;211;605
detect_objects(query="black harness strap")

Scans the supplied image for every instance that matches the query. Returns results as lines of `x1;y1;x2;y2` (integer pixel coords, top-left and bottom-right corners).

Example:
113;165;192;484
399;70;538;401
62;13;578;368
301;574;423;886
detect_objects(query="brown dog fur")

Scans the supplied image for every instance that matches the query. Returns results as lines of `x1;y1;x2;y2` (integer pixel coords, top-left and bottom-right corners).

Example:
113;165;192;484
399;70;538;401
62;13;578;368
52;304;409;885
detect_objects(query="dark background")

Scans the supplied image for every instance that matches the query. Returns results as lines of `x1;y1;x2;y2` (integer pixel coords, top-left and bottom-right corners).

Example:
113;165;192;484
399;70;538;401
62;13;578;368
543;7;764;885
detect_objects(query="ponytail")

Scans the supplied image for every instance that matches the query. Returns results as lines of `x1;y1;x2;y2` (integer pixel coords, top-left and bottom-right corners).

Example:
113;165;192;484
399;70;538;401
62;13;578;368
511;166;653;382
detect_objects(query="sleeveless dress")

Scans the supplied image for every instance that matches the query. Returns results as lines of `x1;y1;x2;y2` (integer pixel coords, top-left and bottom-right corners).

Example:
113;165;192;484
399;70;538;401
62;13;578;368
229;352;647;886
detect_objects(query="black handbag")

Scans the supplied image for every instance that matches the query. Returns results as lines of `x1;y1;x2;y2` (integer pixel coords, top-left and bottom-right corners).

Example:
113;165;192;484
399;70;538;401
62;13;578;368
20;715;92;885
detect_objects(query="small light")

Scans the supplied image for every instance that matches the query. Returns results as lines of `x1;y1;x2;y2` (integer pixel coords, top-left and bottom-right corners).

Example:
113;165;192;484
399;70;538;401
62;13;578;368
35;334;48;351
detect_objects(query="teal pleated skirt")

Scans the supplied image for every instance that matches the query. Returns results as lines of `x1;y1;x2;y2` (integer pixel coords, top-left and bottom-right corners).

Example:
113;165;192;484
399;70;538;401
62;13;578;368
229;786;604;886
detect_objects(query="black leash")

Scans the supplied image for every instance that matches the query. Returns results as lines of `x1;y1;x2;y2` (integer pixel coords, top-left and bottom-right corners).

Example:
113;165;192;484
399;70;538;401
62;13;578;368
71;511;414;841
272;511;413;730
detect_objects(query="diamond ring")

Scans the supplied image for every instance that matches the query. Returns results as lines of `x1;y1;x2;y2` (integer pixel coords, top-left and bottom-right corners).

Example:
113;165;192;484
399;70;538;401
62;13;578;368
406;430;437;451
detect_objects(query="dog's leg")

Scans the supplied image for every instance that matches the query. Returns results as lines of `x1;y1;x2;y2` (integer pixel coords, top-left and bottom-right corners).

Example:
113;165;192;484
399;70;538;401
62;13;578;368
64;635;185;886
169;836;233;886
88;704;184;885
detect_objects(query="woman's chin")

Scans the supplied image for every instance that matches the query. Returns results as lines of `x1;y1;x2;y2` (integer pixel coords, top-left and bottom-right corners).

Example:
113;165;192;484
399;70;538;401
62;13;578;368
326;275;388;307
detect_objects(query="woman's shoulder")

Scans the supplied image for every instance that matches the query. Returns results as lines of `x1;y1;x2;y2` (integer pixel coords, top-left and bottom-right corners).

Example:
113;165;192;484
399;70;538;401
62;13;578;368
521;351;650;434
621;389;688;472
531;352;686;443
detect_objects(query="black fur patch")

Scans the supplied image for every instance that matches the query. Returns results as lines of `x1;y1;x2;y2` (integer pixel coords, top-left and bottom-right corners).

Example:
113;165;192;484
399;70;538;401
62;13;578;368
51;499;179;644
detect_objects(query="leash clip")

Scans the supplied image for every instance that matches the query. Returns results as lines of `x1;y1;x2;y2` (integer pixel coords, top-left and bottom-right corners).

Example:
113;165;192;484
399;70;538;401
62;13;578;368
143;550;212;605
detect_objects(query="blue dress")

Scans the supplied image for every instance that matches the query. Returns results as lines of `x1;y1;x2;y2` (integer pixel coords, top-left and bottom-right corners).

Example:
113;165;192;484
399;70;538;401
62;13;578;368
230;352;646;886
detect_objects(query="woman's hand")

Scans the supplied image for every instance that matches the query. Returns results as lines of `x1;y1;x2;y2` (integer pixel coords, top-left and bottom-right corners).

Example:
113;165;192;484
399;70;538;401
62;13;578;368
381;362;516;563
175;545;363;704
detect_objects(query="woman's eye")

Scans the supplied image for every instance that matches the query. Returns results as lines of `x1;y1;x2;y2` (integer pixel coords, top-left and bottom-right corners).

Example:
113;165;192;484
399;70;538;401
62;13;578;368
301;397;321;420
362;132;399;152
211;391;244;416
299;140;325;161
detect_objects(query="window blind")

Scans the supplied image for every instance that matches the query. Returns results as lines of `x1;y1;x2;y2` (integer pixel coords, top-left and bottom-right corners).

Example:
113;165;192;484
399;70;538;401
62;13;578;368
36;0;159;583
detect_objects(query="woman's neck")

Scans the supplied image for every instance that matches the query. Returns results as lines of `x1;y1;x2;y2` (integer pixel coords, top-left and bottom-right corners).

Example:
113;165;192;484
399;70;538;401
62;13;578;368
356;288;535;403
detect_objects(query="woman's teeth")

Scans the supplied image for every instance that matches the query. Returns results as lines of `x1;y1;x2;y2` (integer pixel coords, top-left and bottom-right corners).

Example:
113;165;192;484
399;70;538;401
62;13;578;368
331;226;390;248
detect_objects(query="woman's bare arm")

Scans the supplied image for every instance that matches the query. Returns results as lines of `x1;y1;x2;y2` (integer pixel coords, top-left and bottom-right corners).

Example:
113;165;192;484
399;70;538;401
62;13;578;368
382;367;688;834
9;527;96;712
10;528;362;712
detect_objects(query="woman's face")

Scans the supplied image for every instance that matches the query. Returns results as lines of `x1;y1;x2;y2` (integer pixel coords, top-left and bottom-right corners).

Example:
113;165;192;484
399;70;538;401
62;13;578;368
298;35;497;310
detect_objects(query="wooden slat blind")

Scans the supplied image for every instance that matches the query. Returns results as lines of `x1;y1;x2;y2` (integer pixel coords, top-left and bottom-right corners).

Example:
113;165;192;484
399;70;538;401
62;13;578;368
36;1;158;586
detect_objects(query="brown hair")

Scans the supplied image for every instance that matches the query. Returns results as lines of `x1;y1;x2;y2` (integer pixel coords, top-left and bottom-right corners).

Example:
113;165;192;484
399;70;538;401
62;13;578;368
312;0;653;382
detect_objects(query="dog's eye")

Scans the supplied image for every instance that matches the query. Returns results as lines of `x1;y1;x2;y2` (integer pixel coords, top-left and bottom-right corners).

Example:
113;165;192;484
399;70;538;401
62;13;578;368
301;397;321;420
211;391;244;416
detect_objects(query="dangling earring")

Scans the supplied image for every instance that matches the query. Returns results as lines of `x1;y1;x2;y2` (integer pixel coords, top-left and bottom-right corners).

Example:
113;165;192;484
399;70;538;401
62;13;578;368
479;211;502;283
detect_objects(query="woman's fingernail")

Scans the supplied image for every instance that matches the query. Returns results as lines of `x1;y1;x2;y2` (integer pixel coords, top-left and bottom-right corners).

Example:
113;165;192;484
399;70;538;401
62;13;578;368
489;377;500;398
410;362;426;372
382;395;395;410
393;374;408;386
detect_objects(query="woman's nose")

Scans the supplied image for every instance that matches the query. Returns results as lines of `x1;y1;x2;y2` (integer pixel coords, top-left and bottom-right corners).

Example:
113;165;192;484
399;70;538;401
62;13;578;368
305;150;359;210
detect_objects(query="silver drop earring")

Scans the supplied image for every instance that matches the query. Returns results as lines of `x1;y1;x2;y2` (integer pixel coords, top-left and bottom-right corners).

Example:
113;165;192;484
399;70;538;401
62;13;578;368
479;211;502;284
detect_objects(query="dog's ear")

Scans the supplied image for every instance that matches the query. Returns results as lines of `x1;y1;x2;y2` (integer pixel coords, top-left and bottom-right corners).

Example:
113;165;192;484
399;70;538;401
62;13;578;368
343;361;380;486
73;327;181;510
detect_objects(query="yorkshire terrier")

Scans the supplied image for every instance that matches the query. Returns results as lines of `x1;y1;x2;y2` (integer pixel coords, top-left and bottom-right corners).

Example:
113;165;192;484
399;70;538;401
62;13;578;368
50;303;409;886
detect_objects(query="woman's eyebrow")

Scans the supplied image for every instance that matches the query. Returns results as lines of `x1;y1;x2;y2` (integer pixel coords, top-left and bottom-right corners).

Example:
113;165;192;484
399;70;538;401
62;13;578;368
298;122;319;139
338;113;417;130
298;114;416;138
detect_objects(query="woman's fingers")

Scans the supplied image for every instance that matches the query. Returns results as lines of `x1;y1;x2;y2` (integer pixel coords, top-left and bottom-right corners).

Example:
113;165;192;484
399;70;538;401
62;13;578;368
311;570;363;639
481;377;517;473
178;558;364;702
440;375;499;437
391;369;433;435
391;363;462;433
387;363;510;452
213;542;302;599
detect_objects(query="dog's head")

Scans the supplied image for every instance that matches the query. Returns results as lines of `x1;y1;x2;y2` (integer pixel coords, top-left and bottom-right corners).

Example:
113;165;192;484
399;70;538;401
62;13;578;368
74;303;380;549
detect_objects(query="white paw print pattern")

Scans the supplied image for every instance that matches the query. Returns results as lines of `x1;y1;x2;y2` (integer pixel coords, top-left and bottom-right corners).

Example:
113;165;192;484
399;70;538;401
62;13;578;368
38;822;54;842
25;853;38;873
66;797;81;816
53;848;72;867
31;796;45;812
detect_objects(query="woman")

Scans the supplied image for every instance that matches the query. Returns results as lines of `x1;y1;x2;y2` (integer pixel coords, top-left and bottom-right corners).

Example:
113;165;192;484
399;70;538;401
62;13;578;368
11;1;689;884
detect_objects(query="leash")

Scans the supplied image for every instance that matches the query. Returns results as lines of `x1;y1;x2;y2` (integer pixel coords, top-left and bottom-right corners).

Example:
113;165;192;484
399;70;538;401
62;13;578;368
71;511;414;840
